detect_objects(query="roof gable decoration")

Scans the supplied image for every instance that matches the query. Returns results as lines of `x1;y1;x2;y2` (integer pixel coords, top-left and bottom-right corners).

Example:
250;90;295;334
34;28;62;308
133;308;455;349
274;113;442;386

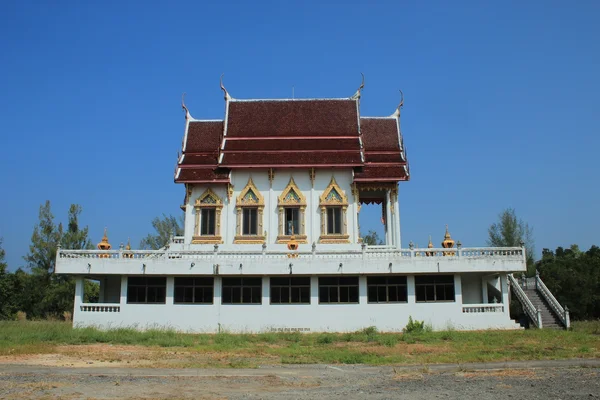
390;89;404;118
319;176;349;206
277;177;307;206
350;73;365;100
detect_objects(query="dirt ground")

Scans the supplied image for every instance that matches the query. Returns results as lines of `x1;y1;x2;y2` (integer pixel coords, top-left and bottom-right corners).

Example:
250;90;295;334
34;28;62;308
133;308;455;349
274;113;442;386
0;361;599;399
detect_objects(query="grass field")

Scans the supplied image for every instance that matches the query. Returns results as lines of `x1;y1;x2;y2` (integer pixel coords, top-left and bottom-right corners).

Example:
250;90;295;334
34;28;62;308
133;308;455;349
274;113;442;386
0;321;598;367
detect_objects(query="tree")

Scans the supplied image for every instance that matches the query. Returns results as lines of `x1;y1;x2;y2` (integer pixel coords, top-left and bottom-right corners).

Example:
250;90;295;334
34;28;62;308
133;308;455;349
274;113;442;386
140;214;184;250
362;230;384;246
537;244;600;320
0;238;17;319
487;208;535;273
20;201;93;318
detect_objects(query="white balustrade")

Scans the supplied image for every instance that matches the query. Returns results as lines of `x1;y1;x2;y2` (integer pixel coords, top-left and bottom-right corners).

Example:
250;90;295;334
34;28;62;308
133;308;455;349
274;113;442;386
462;304;504;313
80;304;121;312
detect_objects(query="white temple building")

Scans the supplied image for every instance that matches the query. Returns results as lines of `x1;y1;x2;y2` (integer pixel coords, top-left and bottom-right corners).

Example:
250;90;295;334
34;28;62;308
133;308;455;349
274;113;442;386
55;80;538;332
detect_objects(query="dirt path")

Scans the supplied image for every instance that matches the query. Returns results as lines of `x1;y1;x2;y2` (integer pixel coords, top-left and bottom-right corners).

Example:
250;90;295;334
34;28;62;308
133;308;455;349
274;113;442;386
0;362;599;399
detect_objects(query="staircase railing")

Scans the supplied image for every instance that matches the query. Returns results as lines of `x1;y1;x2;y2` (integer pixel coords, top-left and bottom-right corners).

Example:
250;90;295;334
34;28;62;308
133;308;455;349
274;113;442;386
508;274;542;328
535;271;570;329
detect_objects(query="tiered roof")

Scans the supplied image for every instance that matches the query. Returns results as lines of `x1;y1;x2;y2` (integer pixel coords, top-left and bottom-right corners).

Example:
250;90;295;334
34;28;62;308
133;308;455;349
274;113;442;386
175;84;409;184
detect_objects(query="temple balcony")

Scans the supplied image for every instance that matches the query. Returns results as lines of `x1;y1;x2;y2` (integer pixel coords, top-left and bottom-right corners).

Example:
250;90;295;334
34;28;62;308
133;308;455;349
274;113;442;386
55;245;526;276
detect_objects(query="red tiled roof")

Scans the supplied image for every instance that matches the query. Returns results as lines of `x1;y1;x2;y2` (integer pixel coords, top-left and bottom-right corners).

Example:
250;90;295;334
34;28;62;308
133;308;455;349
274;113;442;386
224;138;359;152
353;165;408;182
175;167;229;183
226;99;359;137
185;121;223;152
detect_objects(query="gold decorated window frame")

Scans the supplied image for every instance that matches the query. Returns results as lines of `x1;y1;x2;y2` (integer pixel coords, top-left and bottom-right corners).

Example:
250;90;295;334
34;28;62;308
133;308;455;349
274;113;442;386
319;177;350;243
192;188;223;244
234;177;266;244
276;177;307;244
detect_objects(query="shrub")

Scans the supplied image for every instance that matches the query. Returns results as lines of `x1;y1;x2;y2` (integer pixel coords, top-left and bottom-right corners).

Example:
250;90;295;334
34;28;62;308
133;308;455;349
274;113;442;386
403;316;425;334
316;334;335;344
63;311;72;322
16;311;27;321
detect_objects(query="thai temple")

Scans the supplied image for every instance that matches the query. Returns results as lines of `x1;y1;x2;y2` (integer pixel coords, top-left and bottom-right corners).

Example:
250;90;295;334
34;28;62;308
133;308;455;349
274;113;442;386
55;77;569;332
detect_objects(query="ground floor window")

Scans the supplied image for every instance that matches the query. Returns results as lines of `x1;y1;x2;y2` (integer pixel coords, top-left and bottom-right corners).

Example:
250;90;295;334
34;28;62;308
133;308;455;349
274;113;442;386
270;277;310;304
127;277;166;304
415;275;455;302
174;277;214;304
367;276;407;303
319;276;359;303
222;277;262;304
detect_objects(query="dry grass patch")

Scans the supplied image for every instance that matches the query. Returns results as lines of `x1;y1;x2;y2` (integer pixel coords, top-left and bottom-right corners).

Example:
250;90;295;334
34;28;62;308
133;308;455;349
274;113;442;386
457;369;538;379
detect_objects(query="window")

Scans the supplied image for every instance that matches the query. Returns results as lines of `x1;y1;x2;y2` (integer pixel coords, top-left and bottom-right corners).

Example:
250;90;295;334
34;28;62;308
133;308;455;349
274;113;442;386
415;275;455;302
277;177;307;243
319;276;359;303
174;277;213;304
367;276;407;303
327;207;342;234
222;277;262;304
285;208;299;235
235;178;265;243
127;277;166;304
271;277;310;304
319;176;349;243
242;208;258;235
200;209;215;236
192;188;223;244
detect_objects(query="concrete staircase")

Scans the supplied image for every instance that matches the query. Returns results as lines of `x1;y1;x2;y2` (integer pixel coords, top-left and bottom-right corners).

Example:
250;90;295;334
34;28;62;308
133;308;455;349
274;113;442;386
523;289;564;329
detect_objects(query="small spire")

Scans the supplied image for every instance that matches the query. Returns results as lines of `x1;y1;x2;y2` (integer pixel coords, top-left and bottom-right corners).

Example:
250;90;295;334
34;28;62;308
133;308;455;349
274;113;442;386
97;228;112;251
351;73;365;100
125;237;131;251
220;74;231;101
428;235;433;249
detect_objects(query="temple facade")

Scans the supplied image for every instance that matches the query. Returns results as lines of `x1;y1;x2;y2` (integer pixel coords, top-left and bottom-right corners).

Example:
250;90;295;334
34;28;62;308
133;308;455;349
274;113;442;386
55;80;527;332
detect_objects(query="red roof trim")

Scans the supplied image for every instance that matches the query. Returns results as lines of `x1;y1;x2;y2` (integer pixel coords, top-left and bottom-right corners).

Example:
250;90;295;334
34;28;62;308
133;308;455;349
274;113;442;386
224;135;359;141
221;163;362;168
220;149;360;154
353;177;409;182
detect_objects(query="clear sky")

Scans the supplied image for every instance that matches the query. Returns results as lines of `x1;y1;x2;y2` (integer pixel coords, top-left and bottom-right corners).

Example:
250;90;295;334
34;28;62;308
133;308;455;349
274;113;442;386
1;1;599;270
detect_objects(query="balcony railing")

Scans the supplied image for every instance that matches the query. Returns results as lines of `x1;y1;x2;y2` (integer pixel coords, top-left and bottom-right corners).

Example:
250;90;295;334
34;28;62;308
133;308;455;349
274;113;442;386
80;304;121;312
58;246;524;260
462;304;504;313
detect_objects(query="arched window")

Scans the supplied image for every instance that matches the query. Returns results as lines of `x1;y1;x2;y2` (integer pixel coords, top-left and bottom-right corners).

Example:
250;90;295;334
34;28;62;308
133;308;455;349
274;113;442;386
234;177;266;244
192;188;223;244
319;177;350;243
277;177;307;243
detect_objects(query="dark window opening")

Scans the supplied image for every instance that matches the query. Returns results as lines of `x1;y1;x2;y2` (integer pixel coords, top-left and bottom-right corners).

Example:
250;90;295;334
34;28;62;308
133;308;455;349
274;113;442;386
174;277;214;304
270;277;310;304
367;276;407;303
200;209;216;236
242;208;258;235
127;277;166;304
285;208;300;236
327;207;342;234
319;276;359;303
222;277;262;304
415;275;455;302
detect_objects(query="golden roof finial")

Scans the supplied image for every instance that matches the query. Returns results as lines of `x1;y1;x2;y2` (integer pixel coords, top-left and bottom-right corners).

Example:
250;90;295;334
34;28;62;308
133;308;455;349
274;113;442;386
97;228;112;253
428;235;433;248
441;225;455;249
125;237;131;251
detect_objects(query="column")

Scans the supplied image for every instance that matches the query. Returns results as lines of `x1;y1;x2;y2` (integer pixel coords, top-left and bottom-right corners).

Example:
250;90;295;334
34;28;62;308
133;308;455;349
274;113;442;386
481;277;489;304
500;274;510;317
385;190;392;245
358;276;367;304
120;276;128;305
454;274;463;306
166;277;174;305
262;276;269;306
394;197;401;248
406;275;416;304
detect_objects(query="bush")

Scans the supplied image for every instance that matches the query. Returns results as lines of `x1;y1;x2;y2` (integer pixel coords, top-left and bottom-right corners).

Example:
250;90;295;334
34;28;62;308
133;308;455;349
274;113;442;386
16;311;27;321
403;316;425;334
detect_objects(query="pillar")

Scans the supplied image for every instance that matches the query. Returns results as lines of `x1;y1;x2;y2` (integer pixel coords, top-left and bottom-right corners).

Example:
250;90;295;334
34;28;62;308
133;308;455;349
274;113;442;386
394;196;401;248
385;190;392;245
120;276;128;305
166;277;174;305
358;276;367;304
406;275;416;304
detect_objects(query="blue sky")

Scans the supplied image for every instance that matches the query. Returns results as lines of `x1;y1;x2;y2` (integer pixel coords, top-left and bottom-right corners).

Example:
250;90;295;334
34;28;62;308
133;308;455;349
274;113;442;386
1;1;599;270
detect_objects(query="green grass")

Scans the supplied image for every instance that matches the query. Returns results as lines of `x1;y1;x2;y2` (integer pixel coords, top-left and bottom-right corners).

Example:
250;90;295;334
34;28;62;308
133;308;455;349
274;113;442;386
0;320;598;366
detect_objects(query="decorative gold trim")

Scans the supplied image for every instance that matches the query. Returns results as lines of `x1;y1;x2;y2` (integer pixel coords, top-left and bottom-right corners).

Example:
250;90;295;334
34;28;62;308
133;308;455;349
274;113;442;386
319;177;350;243
309;168;316;188
194;188;224;239
277;177;306;206
268;168;275;187
233;236;266;244
276;235;308;244
227;183;234;202
192;236;223;244
234;177;265;243
319;176;349;205
276;177;307;238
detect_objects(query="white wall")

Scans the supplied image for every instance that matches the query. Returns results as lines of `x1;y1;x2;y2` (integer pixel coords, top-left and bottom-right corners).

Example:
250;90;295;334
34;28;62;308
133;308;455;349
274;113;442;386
184;169;360;250
461;273;483;304
74;273;518;332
